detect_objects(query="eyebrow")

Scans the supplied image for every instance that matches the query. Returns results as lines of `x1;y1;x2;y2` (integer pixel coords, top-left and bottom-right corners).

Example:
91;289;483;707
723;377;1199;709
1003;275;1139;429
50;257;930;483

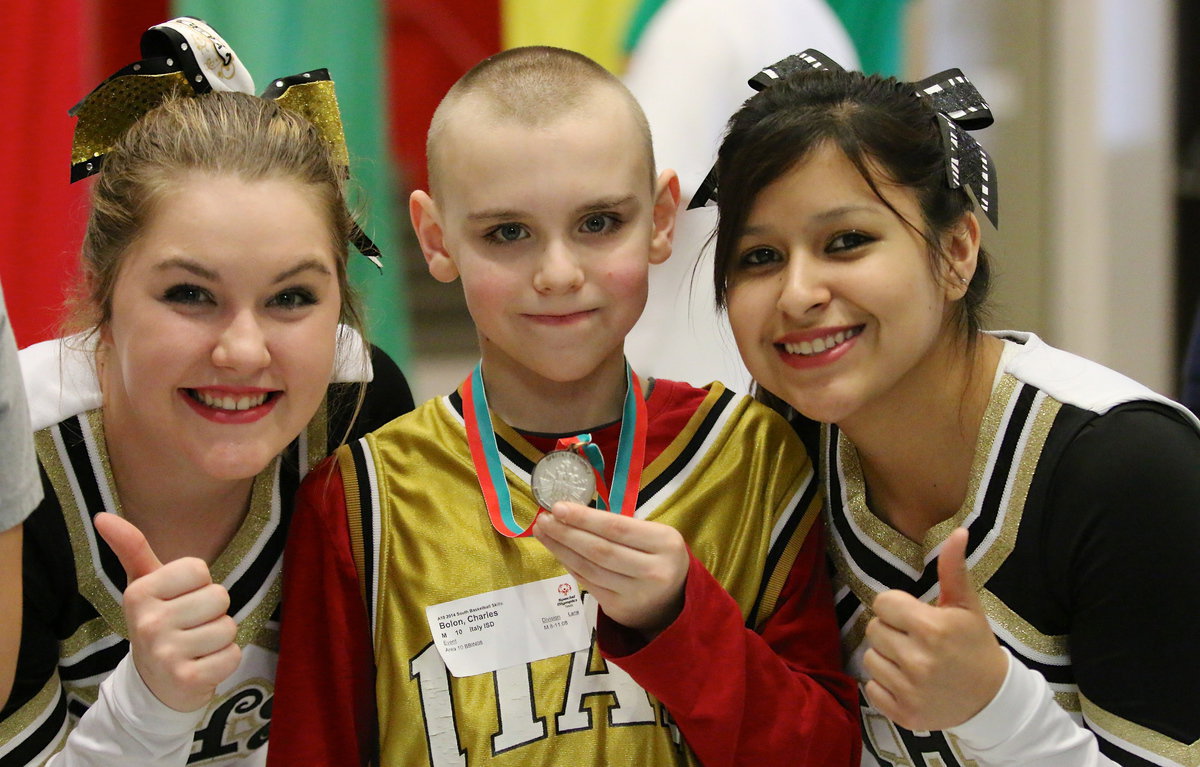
465;195;640;223
575;195;638;215
155;258;219;281
741;204;882;237
272;259;333;283
154;257;332;282
466;209;524;222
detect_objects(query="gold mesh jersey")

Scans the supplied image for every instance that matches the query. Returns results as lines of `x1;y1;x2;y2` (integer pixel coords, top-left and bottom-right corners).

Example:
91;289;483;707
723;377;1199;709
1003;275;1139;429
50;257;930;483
333;381;821;766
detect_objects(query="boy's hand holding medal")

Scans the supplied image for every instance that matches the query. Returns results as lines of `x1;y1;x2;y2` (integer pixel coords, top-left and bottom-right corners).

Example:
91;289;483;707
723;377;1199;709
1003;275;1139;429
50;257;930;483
532;502;689;639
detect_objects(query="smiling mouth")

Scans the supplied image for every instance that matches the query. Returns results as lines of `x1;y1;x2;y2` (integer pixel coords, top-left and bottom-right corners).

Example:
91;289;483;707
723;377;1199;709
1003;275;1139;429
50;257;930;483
185;389;278;411
525;310;595;324
779;327;864;356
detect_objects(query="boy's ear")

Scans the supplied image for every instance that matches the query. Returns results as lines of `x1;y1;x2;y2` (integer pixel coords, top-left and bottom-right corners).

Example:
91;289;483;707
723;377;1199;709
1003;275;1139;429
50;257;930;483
409;190;459;283
942;211;982;300
648;169;681;266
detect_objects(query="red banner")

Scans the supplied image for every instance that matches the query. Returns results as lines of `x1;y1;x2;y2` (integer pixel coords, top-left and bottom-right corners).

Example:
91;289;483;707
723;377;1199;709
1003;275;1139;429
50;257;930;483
0;0;165;347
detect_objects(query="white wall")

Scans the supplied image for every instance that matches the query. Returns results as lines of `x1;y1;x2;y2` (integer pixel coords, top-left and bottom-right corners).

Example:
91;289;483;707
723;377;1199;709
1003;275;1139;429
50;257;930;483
1048;0;1176;392
914;0;1177;392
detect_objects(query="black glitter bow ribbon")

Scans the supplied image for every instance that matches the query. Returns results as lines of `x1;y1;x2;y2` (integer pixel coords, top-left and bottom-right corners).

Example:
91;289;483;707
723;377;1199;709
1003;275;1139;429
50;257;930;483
687;49;842;211
687;49;1000;229
69;17;383;269
910;68;998;228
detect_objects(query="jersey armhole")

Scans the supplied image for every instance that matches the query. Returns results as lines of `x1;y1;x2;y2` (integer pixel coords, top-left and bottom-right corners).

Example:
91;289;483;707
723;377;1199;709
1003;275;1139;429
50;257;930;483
338;447;370;613
753;499;820;631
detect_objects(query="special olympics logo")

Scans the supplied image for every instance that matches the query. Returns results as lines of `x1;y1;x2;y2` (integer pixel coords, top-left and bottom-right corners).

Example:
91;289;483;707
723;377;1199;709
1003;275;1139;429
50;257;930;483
558;582;572;596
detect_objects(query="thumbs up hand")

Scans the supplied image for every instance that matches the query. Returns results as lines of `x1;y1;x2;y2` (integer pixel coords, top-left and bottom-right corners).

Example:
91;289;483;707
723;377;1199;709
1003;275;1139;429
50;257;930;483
94;512;242;713
862;527;1008;731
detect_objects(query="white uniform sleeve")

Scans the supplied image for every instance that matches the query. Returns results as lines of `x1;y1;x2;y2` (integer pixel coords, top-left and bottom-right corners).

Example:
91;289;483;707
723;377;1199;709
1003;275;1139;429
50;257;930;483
948;649;1120;766
46;654;204;766
0;284;41;530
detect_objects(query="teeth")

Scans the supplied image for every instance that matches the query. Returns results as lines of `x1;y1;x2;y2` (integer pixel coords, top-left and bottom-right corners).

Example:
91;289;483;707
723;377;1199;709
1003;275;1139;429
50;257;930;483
194;391;269;411
783;327;861;356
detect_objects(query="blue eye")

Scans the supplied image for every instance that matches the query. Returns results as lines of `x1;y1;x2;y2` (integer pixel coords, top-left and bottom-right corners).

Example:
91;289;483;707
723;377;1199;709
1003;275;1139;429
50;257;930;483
269;288;318;310
828;231;874;253
485;223;530;244
579;213;621;235
162;284;213;305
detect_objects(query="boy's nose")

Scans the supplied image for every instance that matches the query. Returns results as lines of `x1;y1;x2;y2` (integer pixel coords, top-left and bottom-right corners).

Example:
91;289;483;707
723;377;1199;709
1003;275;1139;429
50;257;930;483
212;309;271;372
532;242;584;294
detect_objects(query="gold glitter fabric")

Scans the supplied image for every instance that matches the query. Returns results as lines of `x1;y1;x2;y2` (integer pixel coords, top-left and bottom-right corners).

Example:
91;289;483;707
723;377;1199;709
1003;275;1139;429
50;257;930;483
71;66;352;181
270;78;350;169
69;16;256;182
1080;692;1200;764
0;674;65;745
70;71;188;174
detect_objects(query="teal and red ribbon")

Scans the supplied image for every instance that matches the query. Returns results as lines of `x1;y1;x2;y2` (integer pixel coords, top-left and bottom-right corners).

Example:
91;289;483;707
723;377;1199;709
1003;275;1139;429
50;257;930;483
461;361;647;538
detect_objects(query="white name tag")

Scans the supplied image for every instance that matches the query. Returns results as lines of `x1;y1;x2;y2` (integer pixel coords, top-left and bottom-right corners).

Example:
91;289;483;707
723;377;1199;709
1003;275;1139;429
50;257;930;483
425;574;593;678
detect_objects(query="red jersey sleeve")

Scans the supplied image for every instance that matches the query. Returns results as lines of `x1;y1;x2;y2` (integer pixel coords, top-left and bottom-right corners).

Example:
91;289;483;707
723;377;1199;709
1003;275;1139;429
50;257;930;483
267;457;377;767
597;525;861;767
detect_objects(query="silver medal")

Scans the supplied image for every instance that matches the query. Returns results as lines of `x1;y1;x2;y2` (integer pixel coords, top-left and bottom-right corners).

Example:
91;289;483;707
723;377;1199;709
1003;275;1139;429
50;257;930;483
531;450;596;509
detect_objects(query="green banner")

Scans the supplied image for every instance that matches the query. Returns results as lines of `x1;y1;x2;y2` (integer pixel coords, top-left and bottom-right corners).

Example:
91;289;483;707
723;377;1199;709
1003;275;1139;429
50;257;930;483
174;0;410;365
826;0;909;76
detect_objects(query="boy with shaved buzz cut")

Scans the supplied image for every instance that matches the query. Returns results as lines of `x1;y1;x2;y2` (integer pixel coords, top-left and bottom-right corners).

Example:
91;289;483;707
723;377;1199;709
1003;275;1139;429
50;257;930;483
268;46;860;767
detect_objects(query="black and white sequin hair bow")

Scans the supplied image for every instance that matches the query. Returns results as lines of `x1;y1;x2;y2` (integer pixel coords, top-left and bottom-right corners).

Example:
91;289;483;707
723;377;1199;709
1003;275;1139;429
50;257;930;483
69;16;384;268
687;48;1000;229
910;68;998;227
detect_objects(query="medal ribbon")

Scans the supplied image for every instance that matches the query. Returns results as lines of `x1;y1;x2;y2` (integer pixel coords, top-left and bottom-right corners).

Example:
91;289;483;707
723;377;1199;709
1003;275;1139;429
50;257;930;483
552;434;607;508
461;361;647;538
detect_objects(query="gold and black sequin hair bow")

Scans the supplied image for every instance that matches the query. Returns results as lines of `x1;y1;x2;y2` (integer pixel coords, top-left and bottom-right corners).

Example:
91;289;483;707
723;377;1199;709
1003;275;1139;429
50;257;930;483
69;16;382;268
